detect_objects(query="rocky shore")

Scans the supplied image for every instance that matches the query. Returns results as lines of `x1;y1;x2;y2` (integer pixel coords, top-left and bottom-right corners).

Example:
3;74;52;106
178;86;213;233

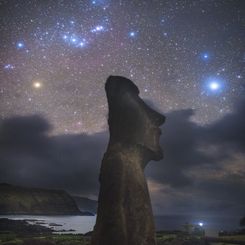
1;218;244;245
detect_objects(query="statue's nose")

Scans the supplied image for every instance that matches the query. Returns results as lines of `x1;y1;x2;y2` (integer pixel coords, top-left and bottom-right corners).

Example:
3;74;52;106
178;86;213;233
147;107;165;126
154;112;165;126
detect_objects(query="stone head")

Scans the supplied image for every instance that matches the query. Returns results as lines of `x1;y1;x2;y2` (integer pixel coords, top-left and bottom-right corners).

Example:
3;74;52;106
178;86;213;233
105;75;165;161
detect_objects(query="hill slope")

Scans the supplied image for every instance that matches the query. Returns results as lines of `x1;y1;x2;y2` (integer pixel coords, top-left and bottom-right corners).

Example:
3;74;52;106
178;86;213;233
0;183;81;215
72;196;97;214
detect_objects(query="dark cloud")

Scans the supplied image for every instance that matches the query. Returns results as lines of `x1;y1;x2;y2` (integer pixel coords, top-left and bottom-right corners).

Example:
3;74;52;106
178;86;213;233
146;109;207;187
147;98;245;186
0;115;51;155
0;115;108;197
204;98;245;151
146;98;245;216
0;99;244;215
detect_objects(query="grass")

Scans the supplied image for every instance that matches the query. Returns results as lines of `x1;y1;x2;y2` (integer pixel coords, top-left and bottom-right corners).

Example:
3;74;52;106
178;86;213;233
0;232;206;245
0;233;88;245
1;232;244;245
208;234;245;245
219;234;245;241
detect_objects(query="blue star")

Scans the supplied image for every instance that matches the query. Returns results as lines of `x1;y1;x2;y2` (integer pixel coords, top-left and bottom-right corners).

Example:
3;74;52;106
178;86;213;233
17;42;24;49
4;64;14;70
129;31;136;38
71;37;77;43
201;52;210;61
91;25;104;33
91;0;107;6
204;77;224;95
209;81;220;90
78;41;85;48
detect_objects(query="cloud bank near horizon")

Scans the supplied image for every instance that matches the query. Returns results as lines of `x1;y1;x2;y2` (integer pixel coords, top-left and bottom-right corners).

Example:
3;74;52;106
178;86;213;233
0;99;244;216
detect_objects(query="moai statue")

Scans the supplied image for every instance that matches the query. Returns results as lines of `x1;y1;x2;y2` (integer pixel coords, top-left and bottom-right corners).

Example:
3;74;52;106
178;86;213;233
91;76;165;245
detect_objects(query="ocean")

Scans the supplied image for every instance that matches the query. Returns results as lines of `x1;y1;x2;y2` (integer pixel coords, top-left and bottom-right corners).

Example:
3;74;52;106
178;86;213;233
0;214;240;237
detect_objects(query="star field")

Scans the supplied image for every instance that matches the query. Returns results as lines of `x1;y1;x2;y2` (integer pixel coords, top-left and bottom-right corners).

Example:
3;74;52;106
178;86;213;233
0;0;244;134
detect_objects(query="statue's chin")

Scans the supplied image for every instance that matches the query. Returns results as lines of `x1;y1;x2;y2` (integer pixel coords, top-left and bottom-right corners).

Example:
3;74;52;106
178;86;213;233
143;146;163;161
151;149;163;161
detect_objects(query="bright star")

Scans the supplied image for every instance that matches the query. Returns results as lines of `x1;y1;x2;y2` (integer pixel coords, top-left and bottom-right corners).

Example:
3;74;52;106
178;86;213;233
129;31;136;37
79;41;85;47
17;42;24;48
91;0;107;6
201;52;210;60
205;77;225;95
209;81;219;90
4;64;14;70
33;81;42;89
91;25;104;33
203;77;224;95
96;26;103;31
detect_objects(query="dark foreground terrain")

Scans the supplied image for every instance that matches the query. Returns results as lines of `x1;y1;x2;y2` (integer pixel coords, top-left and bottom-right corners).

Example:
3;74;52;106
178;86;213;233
0;232;207;245
0;219;245;245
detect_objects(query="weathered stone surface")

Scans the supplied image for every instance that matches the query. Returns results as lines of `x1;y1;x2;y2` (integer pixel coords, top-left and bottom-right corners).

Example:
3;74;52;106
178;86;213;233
91;76;165;245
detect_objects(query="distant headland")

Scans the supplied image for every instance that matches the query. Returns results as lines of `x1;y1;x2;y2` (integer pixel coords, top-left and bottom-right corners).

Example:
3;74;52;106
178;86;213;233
0;183;95;216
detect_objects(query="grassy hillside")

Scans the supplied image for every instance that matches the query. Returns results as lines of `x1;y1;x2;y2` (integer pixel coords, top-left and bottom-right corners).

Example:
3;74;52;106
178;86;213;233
0;183;81;215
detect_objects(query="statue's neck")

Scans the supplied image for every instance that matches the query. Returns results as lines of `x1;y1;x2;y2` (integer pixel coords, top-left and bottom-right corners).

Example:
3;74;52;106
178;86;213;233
106;142;150;168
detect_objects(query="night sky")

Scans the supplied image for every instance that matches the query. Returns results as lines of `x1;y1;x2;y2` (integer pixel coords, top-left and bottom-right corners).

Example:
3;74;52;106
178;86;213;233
0;0;244;220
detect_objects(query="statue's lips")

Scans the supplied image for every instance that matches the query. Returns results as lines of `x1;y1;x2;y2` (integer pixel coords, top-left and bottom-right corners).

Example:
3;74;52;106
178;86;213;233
152;128;162;152
155;128;162;135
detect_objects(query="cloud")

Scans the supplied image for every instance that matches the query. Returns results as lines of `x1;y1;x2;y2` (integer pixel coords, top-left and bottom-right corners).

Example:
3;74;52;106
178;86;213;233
146;109;206;187
0;115;108;198
0;115;51;155
0;99;244;216
146;98;245;216
204;98;245;151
